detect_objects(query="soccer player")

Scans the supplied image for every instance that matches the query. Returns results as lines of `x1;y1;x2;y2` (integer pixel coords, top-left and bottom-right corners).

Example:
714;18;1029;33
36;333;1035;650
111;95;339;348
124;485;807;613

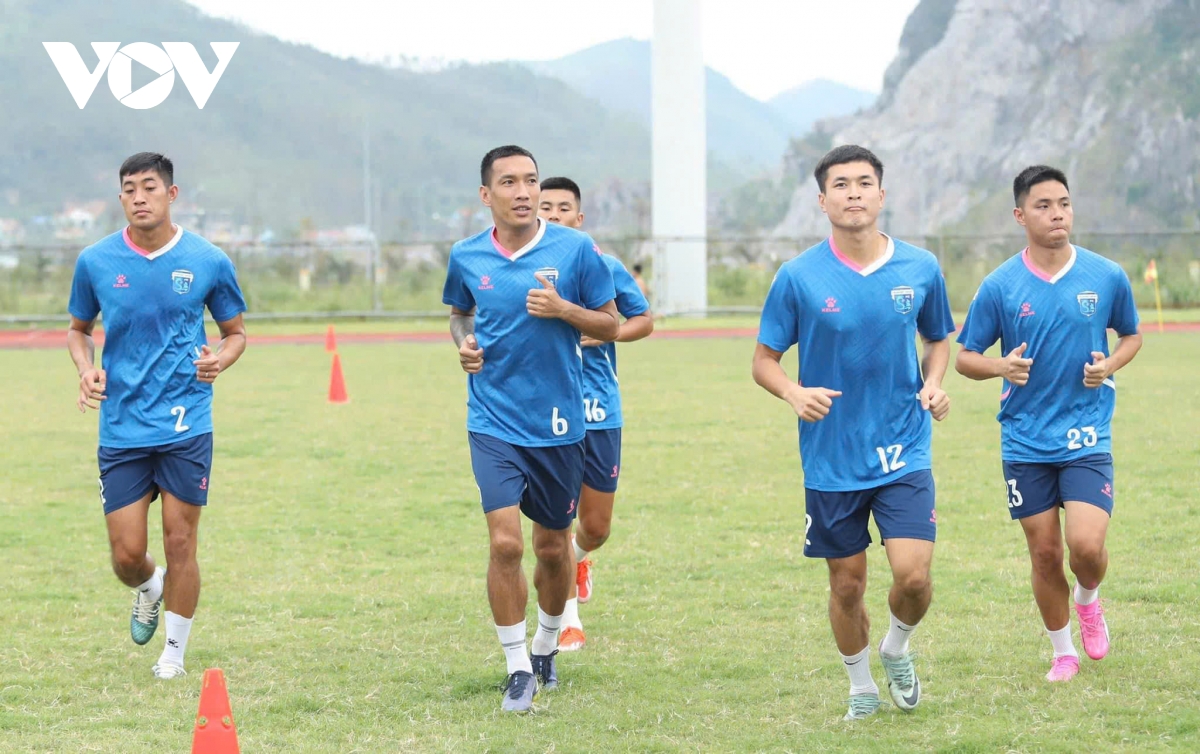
67;152;247;680
631;263;649;298
442;147;619;712
538;176;654;651
752;145;955;721
955;165;1142;682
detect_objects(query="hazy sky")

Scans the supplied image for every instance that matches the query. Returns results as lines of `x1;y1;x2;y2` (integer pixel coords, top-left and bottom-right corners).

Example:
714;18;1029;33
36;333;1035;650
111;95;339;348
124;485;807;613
185;0;920;100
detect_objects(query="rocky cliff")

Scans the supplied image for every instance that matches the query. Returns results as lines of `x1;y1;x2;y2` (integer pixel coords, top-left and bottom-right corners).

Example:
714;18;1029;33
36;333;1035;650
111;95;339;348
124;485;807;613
775;0;1200;237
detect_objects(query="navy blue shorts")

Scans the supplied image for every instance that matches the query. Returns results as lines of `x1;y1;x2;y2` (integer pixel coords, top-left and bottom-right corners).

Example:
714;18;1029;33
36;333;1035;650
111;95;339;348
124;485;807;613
803;469;937;559
582;428;622;494
468;432;584;530
97;433;213;515
1002;453;1114;520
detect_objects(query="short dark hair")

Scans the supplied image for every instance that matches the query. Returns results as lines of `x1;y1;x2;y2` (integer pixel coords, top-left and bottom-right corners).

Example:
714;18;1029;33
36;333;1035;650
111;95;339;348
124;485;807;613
481;145;537;187
1013;165;1069;207
120;152;174;186
813;144;883;192
632;263;643;274
540;176;581;204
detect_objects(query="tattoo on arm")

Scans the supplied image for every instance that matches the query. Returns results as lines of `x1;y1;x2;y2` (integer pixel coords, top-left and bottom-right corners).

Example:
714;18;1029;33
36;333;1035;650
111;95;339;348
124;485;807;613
450;310;475;347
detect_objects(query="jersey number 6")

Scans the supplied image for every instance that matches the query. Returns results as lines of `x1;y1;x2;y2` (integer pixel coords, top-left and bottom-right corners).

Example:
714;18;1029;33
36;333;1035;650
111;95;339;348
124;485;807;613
551;407;569;436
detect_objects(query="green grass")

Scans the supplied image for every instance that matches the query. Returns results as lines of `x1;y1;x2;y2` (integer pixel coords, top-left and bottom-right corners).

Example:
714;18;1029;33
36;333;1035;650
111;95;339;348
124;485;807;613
1;332;1198;752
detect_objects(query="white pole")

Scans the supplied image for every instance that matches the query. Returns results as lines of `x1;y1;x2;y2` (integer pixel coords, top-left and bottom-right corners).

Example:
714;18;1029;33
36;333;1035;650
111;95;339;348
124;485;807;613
652;0;707;316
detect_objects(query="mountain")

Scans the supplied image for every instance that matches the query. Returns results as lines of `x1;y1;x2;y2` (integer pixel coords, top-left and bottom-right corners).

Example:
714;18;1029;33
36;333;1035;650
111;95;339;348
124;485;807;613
0;0;651;238
775;0;1200;237
527;38;839;171
767;80;876;136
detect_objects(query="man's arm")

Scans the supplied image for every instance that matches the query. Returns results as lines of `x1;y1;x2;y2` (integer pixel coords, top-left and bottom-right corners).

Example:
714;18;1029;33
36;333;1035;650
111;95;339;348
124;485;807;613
581;310;654;347
450;306;483;374
526;274;620;341
68;315;105;412
559;299;619;341
68;315;96;376
616;312;654;343
955;342;1032;385
215;314;248;370
751;342;841;422
192;314;247;384
450;306;475;347
918;336;951;421
1083;333;1142;388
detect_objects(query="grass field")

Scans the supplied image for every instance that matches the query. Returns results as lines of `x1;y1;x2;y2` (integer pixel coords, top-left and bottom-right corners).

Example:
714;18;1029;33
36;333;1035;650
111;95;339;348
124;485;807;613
1;328;1198;752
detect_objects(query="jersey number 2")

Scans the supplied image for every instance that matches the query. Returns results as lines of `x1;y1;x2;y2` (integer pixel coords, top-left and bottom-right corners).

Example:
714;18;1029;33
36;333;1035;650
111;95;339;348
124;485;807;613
171;405;190;433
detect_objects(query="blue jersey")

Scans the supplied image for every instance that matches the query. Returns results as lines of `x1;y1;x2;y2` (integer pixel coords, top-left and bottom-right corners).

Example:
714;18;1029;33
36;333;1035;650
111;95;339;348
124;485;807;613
68;227;247;449
757;236;956;491
956;246;1139;463
582;253;650;430
442;219;616;447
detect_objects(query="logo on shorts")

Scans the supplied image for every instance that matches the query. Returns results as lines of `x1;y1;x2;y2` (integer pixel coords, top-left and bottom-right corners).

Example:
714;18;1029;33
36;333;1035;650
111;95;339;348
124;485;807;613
478;275;494;290
891;285;914;314
1077;291;1099;317
535;267;559;288
1019;301;1036;318
171;269;194;294
199;476;208;490
113;273;129;288
929;508;938;524
567;498;577;515
821;297;840;313
611;465;619;478
1100;482;1112;498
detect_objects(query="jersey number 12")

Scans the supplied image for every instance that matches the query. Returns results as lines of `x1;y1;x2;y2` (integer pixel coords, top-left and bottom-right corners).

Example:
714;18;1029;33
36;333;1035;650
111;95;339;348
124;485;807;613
875;444;906;473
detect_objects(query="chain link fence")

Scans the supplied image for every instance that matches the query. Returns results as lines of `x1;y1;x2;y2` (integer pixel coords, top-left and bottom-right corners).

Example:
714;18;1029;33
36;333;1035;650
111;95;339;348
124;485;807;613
2;232;1198;323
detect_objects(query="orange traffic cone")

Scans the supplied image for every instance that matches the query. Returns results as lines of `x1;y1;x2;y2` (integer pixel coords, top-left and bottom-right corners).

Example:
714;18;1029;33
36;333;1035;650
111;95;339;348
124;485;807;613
328;353;349;403
325;324;337;352
192;668;240;753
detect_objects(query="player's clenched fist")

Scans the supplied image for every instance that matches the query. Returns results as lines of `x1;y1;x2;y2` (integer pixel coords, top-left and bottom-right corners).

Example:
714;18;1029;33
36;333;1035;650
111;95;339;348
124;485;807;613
459;334;484;374
1001;342;1033;386
193;344;222;384
526;272;568;319
77;367;107;412
786;385;843;423
919;384;951;421
1082;351;1109;388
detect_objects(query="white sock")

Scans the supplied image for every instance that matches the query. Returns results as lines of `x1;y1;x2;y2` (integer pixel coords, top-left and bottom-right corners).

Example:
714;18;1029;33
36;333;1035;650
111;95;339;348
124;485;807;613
573;538;590;563
840;646;879;696
135;567;163;603
495;621;531;675
531;607;562;656
1074;583;1099;606
562;597;582;630
158;611;193;668
879;612;915;658
1048;624;1078;658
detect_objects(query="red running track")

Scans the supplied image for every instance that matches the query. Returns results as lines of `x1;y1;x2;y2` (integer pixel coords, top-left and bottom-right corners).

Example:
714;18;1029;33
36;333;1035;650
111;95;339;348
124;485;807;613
2;322;1198;350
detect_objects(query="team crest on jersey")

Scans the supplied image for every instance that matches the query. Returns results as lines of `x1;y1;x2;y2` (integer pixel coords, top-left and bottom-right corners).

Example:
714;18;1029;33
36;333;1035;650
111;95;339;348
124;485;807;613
1077;291;1098;317
171;269;194;295
535;267;559;288
891;285;914;314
